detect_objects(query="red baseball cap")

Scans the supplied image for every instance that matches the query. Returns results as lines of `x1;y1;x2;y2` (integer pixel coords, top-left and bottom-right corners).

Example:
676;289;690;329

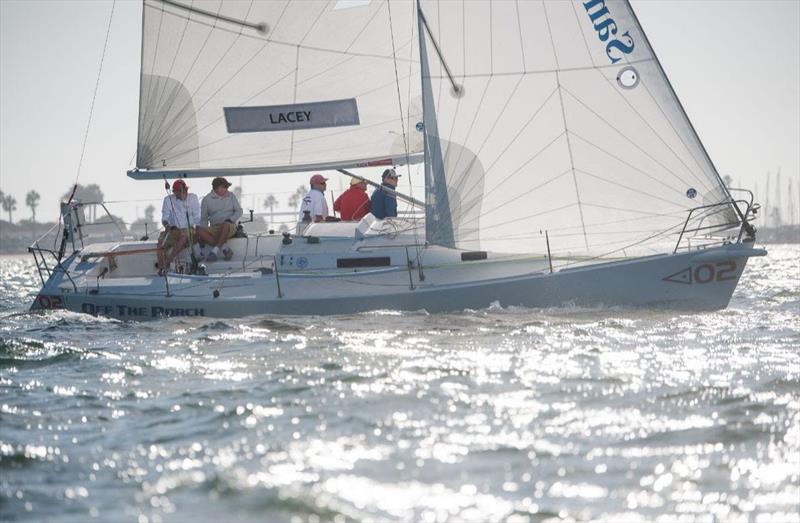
309;174;328;185
172;179;188;192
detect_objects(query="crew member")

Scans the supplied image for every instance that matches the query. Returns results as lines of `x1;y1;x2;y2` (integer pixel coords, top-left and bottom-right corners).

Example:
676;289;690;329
297;174;330;226
158;179;201;274
370;168;400;219
333;177;371;221
199;177;242;262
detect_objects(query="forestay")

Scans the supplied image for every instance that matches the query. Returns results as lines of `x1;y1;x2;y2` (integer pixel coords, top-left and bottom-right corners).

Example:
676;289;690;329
417;0;738;259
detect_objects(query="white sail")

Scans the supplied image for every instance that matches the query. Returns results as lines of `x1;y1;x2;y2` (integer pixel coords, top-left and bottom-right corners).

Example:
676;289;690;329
135;0;421;175
417;0;738;258
136;0;739;259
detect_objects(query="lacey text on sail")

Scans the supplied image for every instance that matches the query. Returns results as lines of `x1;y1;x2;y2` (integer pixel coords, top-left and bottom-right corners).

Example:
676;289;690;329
269;110;312;125
582;0;635;63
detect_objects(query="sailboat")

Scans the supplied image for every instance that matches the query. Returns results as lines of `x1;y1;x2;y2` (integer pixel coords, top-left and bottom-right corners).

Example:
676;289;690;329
29;0;765;319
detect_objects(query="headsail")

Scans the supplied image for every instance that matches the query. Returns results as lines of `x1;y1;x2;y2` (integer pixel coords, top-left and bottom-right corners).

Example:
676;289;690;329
416;0;738;258
134;0;421;177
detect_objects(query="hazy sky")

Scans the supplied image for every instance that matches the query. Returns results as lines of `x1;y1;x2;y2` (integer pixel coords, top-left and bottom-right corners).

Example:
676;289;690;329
1;0;798;225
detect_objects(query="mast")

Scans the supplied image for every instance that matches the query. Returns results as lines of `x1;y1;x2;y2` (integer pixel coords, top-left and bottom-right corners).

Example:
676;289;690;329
416;0;454;247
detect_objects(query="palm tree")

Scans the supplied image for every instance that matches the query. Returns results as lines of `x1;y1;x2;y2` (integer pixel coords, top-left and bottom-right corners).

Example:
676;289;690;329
144;205;155;224
2;194;17;223
263;194;277;227
26;190;41;223
288;185;307;210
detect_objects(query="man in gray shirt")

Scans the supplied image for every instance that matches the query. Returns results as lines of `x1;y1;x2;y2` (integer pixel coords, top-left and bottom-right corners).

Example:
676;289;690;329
199;177;243;261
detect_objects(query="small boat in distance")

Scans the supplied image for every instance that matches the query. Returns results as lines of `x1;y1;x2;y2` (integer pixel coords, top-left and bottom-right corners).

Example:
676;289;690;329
29;0;765;319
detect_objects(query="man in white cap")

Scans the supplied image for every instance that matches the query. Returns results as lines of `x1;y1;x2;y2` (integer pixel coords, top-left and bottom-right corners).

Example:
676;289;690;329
298;174;329;227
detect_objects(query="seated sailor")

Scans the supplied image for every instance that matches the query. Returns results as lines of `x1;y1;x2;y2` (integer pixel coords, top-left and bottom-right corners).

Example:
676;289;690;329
334;177;371;221
199;176;242;262
158;179;201;274
370;168;400;219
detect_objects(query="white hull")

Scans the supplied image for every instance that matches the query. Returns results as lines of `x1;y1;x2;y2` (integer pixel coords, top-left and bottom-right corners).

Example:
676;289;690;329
31;227;765;319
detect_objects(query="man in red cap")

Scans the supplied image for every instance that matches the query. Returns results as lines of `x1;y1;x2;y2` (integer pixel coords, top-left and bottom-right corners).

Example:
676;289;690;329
297;174;330;230
158;179;201;274
333;177;371;221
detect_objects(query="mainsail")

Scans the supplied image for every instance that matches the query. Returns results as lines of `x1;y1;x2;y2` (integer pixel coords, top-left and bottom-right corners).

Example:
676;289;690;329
134;0;421;176
133;0;738;259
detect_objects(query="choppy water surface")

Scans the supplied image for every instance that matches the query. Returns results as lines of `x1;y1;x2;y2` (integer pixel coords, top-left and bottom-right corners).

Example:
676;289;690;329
1;246;798;522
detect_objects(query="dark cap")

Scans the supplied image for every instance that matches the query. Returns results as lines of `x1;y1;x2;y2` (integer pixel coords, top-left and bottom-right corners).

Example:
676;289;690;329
382;168;401;180
212;177;232;189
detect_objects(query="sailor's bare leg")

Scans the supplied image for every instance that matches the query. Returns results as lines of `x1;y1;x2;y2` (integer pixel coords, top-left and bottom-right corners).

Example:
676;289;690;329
194;227;216;246
163;231;188;269
213;222;232;248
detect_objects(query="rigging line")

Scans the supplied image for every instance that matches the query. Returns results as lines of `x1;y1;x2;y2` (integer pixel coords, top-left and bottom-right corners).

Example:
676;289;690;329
149;5;419;64
387;0;410;164
149;2;257;153
386;0;415;229
624;0;740;222
557;221;690;268
574;167;689;209
156;0;267;34
74;0;116;186
417;6;461;95
595;70;711;189
455;225;689;243
560;86;714;195
567;130;687;200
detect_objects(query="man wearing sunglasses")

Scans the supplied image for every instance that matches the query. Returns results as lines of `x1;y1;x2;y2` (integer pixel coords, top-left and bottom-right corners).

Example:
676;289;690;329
370;168;401;219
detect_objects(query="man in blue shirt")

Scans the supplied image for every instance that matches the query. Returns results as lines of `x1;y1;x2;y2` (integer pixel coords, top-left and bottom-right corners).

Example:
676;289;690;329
370;168;401;219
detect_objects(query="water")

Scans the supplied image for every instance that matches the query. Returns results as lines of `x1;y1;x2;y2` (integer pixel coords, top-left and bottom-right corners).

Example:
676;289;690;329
1;246;798;522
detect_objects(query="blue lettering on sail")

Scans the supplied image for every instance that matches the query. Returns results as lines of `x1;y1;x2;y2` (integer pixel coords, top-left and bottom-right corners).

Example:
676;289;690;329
582;0;635;64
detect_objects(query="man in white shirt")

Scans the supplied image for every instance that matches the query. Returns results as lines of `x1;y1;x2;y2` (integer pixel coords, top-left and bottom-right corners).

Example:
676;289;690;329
297;174;329;233
158;179;201;273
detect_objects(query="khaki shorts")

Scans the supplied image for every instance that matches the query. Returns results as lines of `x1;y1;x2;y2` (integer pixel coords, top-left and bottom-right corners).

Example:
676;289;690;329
158;228;186;250
206;222;236;241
